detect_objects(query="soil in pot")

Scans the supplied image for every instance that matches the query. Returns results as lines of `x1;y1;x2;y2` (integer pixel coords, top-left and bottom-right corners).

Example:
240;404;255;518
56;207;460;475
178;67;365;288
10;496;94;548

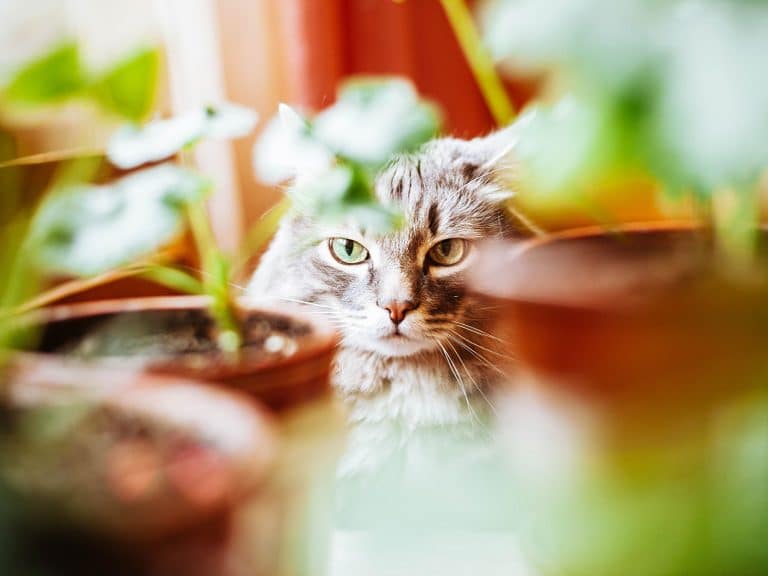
20;296;338;412
52;307;310;366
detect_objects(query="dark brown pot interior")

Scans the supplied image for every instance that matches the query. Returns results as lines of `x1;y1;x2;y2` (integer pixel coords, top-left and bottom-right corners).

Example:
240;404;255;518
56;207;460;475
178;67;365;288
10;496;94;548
470;222;768;408
19;296;338;412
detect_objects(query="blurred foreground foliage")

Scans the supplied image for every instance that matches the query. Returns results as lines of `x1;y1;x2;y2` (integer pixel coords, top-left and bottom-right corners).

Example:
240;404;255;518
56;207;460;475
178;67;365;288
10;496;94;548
2;76;440;353
255;78;441;234
482;0;768;253
1;41;160;122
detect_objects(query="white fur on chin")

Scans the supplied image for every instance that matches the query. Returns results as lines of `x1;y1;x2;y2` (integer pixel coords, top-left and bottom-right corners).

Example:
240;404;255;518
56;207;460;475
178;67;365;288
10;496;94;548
346;334;436;358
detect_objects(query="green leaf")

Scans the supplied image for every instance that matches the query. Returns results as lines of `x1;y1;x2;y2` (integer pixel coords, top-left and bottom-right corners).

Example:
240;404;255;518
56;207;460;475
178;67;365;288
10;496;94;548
185;199;243;349
3;42;86;105
29;165;210;277
0;216;38;352
292;165;402;234
233;197;292;275
313;78;441;168
139;265;205;295
253;104;333;184
92;46;160;122
108;102;258;169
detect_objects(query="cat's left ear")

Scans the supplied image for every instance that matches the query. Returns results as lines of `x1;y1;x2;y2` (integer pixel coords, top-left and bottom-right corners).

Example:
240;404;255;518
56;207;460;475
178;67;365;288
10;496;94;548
470;125;519;173
467;108;537;174
455;113;530;203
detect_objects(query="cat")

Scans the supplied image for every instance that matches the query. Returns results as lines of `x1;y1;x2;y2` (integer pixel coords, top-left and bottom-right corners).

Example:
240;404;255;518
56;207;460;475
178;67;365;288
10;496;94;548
247;126;531;432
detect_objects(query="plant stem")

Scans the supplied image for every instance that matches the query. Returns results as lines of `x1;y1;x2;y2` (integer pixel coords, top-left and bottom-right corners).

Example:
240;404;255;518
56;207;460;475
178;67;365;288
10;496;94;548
439;0;515;127
187;199;242;354
712;187;758;273
232;197;292;279
0;147;103;169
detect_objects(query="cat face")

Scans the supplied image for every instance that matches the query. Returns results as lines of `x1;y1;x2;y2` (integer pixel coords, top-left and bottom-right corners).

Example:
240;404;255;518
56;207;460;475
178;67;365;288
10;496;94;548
278;132;525;358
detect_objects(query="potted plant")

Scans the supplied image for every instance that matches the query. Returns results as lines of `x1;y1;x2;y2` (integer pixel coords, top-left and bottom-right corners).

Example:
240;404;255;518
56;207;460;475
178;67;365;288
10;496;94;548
458;1;768;574
2;42;441;571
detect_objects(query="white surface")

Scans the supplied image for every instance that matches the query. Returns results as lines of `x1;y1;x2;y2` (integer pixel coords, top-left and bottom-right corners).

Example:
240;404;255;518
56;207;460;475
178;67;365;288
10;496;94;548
331;531;536;576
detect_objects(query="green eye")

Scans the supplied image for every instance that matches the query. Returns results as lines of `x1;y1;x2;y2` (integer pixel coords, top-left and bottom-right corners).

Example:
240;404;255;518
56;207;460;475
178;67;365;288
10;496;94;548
428;238;467;266
329;238;369;265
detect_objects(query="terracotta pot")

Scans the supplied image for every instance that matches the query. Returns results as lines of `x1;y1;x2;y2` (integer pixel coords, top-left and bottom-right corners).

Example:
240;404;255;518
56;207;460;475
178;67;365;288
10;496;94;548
21;295;338;411
469;222;768;576
471;221;768;411
0;357;277;574
7;295;345;576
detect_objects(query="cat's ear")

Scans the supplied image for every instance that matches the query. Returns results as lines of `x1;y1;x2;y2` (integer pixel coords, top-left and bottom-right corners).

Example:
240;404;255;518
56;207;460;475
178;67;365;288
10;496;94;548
453;113;530;204
470;124;519;173
465;108;537;175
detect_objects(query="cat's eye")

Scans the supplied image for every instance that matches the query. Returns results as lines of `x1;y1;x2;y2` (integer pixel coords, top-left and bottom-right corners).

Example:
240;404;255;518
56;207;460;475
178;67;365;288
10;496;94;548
329;238;369;265
427;238;467;266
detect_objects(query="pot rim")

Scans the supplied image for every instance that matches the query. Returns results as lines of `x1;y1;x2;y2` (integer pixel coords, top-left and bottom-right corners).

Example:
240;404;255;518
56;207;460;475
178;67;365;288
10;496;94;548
16;294;339;378
517;219;705;253
469;219;766;310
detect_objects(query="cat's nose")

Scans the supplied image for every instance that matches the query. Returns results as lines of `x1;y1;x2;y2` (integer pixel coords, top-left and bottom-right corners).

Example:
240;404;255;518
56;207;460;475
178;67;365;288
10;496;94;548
379;300;418;325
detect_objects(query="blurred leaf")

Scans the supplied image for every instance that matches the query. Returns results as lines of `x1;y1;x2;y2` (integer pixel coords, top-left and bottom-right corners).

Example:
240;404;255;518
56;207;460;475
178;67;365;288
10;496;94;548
484;0;768;209
49;155;105;191
279;102;311;134
92;46;160;122
712;186;759;267
233;197;292;275
2;42;86;105
29;165;210;277
314;78;441;168
0;132;37;352
253;104;334;184
140;265;204;295
292;164;403;234
513;99;613;200
186;199;242;350
0;132;22;226
108;102;258;170
254;77;438;235
0;217;38;352
203;103;259;138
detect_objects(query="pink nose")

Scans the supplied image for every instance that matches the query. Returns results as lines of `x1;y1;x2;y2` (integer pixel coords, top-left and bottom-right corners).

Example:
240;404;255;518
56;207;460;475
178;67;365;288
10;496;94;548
380;300;418;325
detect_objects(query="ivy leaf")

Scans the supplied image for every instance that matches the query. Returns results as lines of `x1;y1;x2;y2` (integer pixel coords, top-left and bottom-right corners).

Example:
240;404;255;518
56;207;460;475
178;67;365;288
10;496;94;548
29;165;210;277
253;77;439;235
91;46;160;122
107;103;258;169
292;165;402;234
252;103;334;184
313;78;441;168
2;42;87;105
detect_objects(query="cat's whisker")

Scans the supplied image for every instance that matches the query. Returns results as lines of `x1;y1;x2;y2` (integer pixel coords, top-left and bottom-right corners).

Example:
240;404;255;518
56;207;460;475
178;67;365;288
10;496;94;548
436;340;486;431
275;297;336;311
452;321;505;343
171;263;248;293
451;331;513;361
446;339;498;417
275;297;367;322
446;334;508;376
269;298;373;334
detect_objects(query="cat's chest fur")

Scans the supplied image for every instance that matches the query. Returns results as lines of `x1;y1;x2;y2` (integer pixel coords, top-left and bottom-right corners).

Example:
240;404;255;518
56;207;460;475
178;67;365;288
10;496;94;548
335;347;487;429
